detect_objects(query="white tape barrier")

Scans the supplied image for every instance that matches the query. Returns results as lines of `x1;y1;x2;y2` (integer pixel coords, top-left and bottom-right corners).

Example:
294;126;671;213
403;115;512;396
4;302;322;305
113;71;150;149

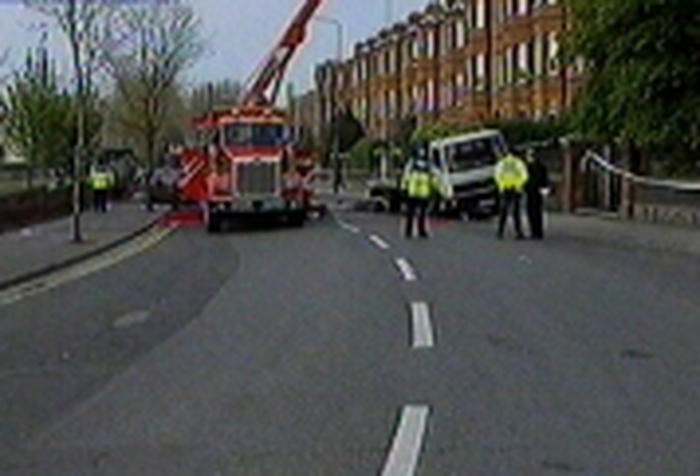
583;150;700;192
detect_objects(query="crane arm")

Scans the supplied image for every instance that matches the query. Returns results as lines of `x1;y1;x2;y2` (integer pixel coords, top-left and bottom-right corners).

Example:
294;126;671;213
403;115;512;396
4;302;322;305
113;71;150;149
243;0;324;107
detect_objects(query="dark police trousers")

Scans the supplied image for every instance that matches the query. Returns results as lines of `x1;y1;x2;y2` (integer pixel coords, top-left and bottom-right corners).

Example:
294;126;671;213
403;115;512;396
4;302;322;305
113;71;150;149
93;189;108;213
405;198;429;238
497;189;524;238
526;190;544;239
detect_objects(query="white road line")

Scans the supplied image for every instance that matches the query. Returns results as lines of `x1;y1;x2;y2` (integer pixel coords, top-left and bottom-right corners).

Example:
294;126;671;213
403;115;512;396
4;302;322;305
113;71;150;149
410;302;435;349
337;220;360;234
112;310;151;329
369;234;390;250
0;227;171;307
395;258;417;281
381;405;431;476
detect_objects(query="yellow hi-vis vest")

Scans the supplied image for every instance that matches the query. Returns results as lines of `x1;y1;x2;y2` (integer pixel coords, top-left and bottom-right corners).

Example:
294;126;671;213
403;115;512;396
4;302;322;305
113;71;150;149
494;154;529;192
91;171;110;190
402;170;438;199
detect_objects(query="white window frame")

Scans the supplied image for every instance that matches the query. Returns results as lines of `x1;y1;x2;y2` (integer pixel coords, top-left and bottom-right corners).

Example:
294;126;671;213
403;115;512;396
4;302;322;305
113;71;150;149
548;32;560;76
475;0;486;29
426;79;435;111
517;42;529;83
475;53;486;91
517;0;529;16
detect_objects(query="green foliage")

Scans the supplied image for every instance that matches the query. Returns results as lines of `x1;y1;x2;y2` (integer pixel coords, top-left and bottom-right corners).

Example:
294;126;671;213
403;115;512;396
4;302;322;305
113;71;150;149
352;139;405;172
407;116;569;155
411;122;460;144
566;0;700;167
484;116;571;146
1;50;73;179
330;107;366;153
392;115;418;147
348;137;377;170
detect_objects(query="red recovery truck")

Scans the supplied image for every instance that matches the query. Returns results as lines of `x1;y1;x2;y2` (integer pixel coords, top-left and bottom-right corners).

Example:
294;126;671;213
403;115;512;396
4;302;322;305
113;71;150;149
177;0;325;232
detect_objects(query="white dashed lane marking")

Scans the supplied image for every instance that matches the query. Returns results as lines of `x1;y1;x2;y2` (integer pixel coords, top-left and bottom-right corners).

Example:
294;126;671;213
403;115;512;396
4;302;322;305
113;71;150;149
337;220;361;234
381;405;431;476
0;227;172;307
112;310;151;329
395;258;417;282
410;302;434;349
369;234;390;250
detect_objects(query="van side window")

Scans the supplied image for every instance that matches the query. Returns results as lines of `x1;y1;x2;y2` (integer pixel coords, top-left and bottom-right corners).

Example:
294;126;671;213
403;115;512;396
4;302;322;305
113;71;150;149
431;148;441;168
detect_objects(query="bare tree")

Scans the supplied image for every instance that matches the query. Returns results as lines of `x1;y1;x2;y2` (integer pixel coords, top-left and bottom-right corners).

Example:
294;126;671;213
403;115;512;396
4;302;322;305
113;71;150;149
189;80;244;118
25;0;114;242
101;0;204;181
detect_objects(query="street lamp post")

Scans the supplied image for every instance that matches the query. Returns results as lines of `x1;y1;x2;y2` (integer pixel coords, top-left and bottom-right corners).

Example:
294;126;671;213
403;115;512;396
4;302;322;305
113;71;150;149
315;15;343;67
314;15;344;193
385;0;394;24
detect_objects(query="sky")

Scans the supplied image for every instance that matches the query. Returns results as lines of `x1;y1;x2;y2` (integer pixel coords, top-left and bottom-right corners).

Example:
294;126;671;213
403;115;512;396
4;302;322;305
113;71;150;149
0;0;431;92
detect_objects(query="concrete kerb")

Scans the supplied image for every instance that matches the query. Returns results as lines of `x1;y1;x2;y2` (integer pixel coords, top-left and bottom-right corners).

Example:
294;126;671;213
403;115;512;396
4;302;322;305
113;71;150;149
0;213;165;293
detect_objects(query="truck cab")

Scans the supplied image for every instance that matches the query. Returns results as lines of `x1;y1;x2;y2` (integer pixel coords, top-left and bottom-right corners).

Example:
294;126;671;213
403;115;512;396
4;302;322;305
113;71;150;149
187;107;308;231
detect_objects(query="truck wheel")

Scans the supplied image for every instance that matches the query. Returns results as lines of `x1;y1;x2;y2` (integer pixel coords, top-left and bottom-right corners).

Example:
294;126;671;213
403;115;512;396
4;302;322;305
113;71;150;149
288;210;306;228
206;211;222;233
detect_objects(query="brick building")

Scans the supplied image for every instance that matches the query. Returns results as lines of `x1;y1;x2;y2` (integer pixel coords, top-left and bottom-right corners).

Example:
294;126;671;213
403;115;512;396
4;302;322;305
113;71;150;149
315;0;583;140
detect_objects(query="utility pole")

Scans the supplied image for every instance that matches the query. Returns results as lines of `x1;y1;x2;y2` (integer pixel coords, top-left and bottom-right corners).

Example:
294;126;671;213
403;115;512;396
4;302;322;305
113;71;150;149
381;0;394;182
315;15;344;193
67;0;85;243
385;0;394;24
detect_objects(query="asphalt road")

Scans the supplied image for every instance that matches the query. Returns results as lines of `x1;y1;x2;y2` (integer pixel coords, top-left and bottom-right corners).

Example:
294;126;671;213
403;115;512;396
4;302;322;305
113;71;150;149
1;210;700;475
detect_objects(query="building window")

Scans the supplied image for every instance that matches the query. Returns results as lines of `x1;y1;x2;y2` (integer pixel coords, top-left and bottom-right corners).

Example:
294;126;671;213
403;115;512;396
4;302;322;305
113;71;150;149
427;80;435;112
441;83;450;109
548;32;560;75
475;0;486;29
412;37;421;59
455;73;465;103
456;20;467;48
498;53;506;87
412;85;421;113
517;0;529;16
504;46;514;85
517;42;529;83
534;36;544;76
475;54;486;91
426;32;435;58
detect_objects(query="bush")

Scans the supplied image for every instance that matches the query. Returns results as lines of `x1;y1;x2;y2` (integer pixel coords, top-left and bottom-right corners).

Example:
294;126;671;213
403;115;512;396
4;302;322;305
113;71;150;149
484;116;571;146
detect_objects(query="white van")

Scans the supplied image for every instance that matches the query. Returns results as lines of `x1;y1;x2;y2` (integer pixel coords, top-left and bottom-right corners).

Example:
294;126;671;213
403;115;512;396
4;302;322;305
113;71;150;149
429;129;507;218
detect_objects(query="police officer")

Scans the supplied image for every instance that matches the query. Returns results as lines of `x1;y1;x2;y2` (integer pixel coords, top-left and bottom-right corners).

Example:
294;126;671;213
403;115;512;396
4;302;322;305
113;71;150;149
494;149;529;239
524;149;550;240
90;165;110;213
401;144;445;239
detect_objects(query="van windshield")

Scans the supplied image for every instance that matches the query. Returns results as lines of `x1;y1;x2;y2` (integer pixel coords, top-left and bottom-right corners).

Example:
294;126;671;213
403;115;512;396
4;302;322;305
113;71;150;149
444;135;506;172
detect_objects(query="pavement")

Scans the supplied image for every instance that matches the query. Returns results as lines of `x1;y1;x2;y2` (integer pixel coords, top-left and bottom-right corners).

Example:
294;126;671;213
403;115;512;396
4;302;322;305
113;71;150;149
0;201;163;291
548;212;700;255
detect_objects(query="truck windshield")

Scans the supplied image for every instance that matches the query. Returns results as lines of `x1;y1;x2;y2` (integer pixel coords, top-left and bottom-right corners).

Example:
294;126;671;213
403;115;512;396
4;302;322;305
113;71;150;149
446;136;505;172
223;124;285;147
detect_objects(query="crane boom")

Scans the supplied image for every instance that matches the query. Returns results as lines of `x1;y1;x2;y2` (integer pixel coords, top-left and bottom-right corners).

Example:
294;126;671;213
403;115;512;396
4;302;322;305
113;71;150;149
243;0;325;107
